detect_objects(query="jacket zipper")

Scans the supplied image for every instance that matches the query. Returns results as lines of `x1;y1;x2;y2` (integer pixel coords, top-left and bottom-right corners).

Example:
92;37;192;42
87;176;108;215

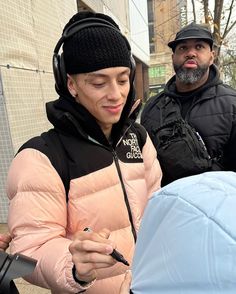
112;149;137;242
66;113;137;242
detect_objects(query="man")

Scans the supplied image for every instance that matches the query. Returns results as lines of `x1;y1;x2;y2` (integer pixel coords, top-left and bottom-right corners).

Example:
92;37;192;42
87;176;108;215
6;11;161;294
141;22;236;186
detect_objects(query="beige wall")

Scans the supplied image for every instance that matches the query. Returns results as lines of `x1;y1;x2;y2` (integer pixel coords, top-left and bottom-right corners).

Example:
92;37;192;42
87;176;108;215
0;0;77;152
80;0;130;32
0;0;77;222
154;0;180;53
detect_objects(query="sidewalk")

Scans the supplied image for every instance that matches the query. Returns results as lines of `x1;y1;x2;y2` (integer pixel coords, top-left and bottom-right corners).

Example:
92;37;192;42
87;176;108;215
0;223;50;294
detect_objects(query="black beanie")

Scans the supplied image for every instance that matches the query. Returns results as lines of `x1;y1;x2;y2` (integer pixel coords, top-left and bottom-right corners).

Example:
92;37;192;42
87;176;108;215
63;12;131;74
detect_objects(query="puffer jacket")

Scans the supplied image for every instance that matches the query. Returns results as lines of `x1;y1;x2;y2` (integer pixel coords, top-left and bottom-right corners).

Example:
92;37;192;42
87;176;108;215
141;64;236;185
7;94;162;293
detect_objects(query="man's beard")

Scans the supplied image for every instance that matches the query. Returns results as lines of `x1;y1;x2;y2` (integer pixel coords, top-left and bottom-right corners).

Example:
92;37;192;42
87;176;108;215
173;62;209;85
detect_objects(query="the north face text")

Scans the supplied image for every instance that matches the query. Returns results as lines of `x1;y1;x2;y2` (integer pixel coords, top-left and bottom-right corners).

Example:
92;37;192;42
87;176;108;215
122;133;142;159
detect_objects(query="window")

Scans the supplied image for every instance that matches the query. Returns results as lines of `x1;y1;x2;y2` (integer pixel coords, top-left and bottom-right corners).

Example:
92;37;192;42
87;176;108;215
148;0;155;53
148;0;154;22
149;23;155;53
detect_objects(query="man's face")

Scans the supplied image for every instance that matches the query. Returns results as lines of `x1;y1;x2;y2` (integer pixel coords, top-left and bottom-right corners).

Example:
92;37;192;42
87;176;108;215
172;39;214;85
67;67;130;137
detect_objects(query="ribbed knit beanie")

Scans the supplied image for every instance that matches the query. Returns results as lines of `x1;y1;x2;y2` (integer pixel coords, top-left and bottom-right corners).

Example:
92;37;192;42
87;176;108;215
63;11;131;74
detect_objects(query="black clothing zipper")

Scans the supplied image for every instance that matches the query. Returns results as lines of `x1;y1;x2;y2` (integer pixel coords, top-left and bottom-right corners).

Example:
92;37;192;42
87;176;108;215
112;149;137;242
66;112;137;242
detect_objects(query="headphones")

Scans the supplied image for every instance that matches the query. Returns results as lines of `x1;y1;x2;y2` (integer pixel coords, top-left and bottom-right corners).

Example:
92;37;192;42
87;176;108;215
52;17;136;95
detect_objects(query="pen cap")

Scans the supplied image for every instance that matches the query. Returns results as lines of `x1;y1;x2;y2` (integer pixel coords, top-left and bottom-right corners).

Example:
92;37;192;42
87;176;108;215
83;227;92;232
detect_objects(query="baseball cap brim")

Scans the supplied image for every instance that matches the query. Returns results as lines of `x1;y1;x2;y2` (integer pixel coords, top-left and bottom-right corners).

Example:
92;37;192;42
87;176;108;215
168;23;214;50
168;37;213;49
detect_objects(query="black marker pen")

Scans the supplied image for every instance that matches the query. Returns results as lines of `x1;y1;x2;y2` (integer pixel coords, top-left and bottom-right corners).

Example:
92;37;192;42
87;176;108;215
110;249;129;266
83;227;129;266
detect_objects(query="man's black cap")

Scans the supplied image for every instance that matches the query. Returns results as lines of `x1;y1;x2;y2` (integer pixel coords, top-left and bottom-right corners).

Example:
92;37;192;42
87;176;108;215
168;22;214;51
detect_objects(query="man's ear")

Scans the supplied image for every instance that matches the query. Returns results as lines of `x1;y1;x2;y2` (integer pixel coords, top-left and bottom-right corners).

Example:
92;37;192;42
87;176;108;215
171;53;174;61
210;50;215;65
67;74;77;97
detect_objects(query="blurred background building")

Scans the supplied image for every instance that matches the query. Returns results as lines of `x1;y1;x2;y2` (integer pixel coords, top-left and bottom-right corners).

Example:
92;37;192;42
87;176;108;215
147;0;187;97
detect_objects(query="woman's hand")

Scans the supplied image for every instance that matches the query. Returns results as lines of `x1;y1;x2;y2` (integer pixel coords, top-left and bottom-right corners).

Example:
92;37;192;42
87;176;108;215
0;233;12;251
69;228;116;283
120;270;132;294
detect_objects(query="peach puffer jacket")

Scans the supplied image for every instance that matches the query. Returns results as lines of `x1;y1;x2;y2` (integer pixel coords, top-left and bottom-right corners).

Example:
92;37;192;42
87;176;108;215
7;97;162;293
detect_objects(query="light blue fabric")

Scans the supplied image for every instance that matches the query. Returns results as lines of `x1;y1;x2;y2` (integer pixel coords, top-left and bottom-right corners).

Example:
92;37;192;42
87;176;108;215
131;172;236;293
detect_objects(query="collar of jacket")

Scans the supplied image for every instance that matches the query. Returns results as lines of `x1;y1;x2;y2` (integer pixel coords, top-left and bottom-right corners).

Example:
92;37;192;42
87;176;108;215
46;87;136;146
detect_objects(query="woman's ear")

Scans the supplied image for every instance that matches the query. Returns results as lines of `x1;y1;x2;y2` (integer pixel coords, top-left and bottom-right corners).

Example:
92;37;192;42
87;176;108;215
67;74;77;98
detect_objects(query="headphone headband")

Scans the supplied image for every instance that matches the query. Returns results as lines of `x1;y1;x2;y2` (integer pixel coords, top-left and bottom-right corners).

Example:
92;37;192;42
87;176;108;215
63;17;121;36
53;16;135;95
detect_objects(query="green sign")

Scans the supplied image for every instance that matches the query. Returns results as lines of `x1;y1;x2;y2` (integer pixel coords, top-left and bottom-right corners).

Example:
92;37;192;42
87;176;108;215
149;66;166;78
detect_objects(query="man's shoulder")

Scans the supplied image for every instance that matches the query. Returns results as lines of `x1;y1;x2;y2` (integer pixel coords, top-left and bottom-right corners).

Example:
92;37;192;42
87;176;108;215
141;92;165;121
145;92;165;108
130;121;147;138
18;129;55;156
217;83;236;96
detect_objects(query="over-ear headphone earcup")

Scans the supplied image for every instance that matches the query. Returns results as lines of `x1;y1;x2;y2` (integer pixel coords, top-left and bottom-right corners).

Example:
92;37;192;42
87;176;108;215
59;53;68;93
52;53;68;95
52;53;60;92
130;54;136;85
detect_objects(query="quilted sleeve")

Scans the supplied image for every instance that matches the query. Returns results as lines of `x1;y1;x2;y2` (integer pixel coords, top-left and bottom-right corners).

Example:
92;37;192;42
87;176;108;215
6;148;90;293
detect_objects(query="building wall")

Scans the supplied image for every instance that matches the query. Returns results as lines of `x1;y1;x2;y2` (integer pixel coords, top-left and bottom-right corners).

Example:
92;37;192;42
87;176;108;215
148;0;187;98
0;72;13;223
0;0;77;222
79;0;130;38
129;0;150;102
